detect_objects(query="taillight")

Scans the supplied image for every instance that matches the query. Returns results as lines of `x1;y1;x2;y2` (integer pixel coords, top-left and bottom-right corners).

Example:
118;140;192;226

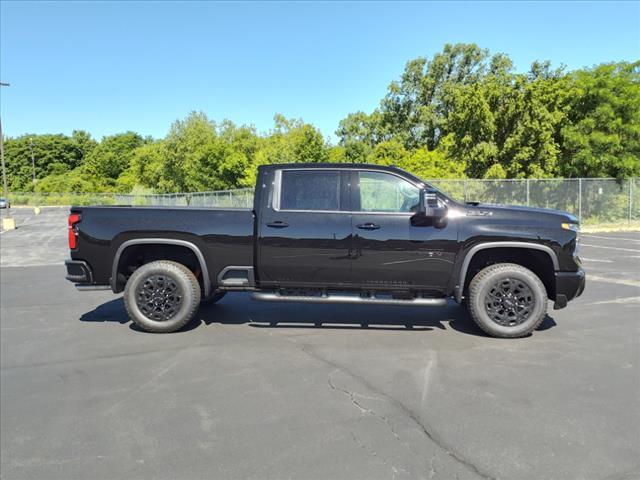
68;213;81;249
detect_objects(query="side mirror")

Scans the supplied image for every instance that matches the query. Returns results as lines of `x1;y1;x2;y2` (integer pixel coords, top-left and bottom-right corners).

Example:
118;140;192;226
412;189;447;227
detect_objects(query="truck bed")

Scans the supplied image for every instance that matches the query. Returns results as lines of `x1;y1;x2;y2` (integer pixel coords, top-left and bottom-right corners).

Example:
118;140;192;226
69;206;255;288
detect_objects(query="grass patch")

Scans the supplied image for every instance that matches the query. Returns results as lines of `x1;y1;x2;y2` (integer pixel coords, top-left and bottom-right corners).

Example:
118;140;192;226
581;221;640;233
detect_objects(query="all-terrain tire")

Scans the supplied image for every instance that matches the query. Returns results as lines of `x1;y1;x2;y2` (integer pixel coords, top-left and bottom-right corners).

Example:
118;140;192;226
201;291;226;305
467;263;547;338
124;260;201;333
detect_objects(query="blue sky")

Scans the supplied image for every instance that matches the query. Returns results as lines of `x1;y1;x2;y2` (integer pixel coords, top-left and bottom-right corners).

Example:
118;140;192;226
1;1;639;143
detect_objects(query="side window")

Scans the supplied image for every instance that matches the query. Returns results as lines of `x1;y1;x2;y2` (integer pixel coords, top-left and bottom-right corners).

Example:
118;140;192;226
279;170;341;211
358;171;420;212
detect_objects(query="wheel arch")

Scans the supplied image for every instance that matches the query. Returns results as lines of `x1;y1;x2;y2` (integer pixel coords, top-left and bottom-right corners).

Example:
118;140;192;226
111;238;211;296
455;242;559;303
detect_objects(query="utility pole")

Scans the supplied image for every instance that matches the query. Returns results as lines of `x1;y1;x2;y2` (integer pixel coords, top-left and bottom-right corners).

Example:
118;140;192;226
30;138;36;184
0;82;14;228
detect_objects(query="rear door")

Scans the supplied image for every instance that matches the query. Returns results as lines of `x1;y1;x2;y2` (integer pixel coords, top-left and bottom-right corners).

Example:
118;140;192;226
257;168;353;288
350;170;457;292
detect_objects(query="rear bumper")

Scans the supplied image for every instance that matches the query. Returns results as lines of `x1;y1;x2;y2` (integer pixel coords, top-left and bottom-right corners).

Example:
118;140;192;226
65;259;113;291
553;269;586;309
65;259;93;284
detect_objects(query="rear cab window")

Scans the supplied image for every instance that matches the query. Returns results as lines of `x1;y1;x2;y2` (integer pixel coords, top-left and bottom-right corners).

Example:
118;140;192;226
277;170;344;211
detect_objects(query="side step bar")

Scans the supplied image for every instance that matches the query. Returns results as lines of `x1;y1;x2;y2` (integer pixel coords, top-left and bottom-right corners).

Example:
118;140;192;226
251;291;447;307
75;285;112;291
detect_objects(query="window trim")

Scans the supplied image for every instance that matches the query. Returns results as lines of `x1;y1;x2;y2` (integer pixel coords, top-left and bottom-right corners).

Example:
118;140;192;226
272;167;429;216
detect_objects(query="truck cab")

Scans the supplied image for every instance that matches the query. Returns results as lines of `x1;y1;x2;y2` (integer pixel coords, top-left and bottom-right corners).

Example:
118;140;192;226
255;164;457;294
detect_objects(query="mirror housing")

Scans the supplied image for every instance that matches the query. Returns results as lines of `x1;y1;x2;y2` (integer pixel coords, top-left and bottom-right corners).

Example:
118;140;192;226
412;188;447;227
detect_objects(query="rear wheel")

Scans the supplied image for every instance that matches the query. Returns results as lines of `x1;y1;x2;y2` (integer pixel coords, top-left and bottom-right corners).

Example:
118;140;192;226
467;263;547;338
124;260;201;333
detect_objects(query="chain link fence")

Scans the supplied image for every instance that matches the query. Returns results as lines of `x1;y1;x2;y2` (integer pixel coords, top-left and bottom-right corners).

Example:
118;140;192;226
7;178;639;225
7;188;255;209
429;178;638;225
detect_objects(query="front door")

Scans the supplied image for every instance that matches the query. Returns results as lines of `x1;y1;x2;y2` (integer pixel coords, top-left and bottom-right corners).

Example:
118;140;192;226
258;169;353;288
350;170;458;293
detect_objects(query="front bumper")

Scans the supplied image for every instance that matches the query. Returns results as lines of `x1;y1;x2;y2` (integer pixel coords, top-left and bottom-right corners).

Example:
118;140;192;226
553;269;586;309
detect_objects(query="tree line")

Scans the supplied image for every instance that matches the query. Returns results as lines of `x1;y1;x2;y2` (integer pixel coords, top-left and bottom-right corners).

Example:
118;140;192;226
3;43;639;194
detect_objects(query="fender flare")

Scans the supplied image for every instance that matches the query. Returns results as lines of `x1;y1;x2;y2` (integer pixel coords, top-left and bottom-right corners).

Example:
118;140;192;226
455;241;559;303
111;238;211;296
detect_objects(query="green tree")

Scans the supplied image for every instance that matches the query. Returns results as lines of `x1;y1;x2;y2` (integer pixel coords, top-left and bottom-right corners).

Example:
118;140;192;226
35;168;98;193
156;112;265;192
380;43;495;150
447;61;571;178
160;112;218;192
399;136;465;179
83;131;146;183
559;61;640;177
117;141;167;192
268;114;328;164
3;133;87;190
71;130;98;159
336;111;386;162
366;140;409;166
247;114;329;184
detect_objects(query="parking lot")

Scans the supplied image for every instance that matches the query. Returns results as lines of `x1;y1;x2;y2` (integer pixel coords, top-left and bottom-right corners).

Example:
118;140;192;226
1;208;639;480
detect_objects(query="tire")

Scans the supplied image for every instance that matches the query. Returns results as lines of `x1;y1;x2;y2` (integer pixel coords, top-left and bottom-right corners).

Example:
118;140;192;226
467;263;547;338
124;260;201;333
201;291;226;305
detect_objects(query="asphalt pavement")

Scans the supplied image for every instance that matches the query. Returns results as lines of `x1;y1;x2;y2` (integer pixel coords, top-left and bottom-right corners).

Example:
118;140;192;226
1;208;639;480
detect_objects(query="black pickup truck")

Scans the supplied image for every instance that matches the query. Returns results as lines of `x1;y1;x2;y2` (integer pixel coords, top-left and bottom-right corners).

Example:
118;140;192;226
65;163;585;337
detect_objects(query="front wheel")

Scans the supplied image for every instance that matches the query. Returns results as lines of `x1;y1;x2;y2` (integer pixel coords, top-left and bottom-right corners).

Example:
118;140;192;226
124;260;201;333
467;263;547;338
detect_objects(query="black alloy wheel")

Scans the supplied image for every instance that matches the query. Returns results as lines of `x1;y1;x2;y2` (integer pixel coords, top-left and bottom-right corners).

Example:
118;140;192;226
467;263;547;338
484;277;535;327
135;274;183;321
124;260;201;333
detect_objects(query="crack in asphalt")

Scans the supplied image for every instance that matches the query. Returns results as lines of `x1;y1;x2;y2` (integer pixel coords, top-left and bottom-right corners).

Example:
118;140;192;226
427;453;438;479
302;344;495;480
348;429;402;480
328;372;409;478
328;371;407;448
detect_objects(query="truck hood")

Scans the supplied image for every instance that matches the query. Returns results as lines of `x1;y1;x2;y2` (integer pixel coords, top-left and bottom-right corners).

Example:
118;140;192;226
462;203;579;225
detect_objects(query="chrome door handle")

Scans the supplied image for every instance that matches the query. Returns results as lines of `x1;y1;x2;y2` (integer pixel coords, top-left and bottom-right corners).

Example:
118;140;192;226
356;223;380;230
266;221;289;228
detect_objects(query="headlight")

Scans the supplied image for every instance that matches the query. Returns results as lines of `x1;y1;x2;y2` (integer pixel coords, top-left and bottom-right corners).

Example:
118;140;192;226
562;223;581;256
561;223;580;232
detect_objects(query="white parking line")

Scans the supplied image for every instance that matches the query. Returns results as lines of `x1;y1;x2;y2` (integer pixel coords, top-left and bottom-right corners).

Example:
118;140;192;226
588;275;640;288
0;262;64;268
580;258;614;263
582;296;640;306
581;244;640;253
583;234;640;242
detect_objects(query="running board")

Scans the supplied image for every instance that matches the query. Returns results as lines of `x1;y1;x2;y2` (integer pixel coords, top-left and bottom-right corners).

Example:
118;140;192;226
75;285;112;291
251;291;447;307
